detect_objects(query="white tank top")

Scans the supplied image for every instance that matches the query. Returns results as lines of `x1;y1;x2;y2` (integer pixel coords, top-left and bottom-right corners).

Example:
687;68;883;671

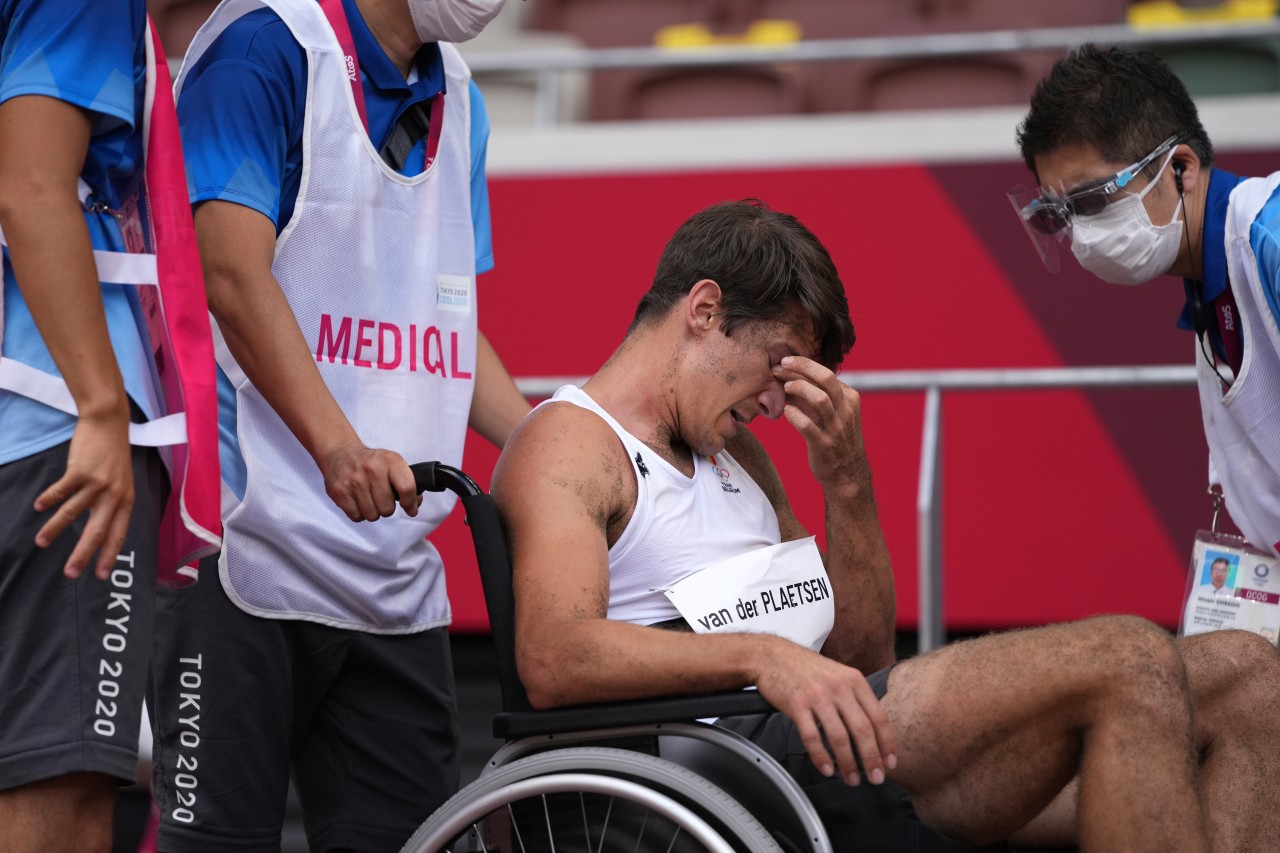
1197;172;1280;557
547;385;781;625
180;0;478;631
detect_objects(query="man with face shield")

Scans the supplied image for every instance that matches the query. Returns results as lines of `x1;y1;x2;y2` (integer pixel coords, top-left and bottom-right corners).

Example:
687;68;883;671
1013;44;1280;563
150;0;530;850
1007;43;1280;851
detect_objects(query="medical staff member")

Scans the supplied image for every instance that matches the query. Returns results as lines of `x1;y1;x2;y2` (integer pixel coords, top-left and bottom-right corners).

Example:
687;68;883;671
1012;44;1280;559
150;0;530;850
0;0;220;849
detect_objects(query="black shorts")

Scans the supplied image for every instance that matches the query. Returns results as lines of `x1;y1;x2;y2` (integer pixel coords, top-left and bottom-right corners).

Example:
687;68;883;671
150;553;461;853
0;439;164;790
717;663;979;853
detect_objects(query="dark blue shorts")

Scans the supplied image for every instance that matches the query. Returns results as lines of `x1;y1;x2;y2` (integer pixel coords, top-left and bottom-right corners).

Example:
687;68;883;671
0;439;164;790
150;553;461;853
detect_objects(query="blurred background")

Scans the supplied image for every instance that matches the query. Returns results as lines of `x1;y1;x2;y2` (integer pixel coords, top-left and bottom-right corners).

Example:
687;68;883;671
123;0;1280;848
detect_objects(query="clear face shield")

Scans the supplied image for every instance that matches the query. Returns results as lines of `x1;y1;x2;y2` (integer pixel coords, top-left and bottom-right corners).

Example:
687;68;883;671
1007;134;1181;273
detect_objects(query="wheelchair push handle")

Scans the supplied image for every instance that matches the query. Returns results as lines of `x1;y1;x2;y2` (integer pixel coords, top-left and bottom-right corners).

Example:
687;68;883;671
409;461;485;499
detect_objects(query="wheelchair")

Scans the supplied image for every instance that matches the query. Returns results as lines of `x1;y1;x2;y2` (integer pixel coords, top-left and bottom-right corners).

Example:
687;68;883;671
400;462;833;853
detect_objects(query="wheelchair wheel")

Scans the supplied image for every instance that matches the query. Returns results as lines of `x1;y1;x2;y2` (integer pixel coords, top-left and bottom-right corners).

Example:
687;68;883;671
401;746;785;853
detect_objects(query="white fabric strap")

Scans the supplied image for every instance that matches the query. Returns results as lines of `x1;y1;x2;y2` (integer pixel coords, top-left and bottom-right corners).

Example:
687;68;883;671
129;413;186;447
92;249;158;286
0;358;187;447
0;227;158;287
0;355;75;412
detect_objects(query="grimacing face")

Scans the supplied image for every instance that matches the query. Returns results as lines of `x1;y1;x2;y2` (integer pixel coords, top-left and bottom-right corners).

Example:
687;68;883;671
685;311;818;458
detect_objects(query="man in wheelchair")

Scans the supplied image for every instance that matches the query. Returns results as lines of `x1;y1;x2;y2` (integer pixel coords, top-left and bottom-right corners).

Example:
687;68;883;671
490;200;1280;852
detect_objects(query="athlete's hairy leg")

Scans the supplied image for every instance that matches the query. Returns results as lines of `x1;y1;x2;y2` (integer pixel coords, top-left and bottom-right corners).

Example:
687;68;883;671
881;615;1208;853
1008;628;1280;853
1168;630;1280;852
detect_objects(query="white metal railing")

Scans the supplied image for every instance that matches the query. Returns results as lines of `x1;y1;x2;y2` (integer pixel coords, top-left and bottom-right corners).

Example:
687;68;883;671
514;364;1200;651
464;19;1280;126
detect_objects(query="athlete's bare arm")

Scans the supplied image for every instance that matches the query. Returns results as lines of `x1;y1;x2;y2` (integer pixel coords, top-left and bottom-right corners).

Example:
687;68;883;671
494;401;898;787
776;357;895;672
722;365;894;675
195;199;419;522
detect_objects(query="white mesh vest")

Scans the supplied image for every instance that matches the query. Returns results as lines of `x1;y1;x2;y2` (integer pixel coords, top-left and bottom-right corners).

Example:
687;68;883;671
546;385;781;625
1197;173;1280;557
179;0;478;631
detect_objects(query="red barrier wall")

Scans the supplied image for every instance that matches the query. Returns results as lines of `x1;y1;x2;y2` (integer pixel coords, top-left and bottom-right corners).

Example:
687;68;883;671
438;149;1276;634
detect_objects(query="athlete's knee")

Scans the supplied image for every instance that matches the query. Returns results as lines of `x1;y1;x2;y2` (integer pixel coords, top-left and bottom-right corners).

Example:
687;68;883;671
1201;628;1280;680
1188;629;1280;738
1067;616;1190;716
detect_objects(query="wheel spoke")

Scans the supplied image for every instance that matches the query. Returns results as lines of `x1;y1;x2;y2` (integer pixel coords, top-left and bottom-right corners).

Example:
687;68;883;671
665;825;682;853
633;809;649;853
470;820;490;853
541;793;557;853
507;802;529;853
596;797;614;853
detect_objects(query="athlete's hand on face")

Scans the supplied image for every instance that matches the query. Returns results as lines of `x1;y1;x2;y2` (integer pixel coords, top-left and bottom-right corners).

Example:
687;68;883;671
754;642;897;786
321;443;422;522
34;408;134;581
772;356;871;495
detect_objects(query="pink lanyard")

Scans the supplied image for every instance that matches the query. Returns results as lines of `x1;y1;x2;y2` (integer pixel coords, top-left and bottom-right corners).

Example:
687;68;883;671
1215;284;1244;376
318;0;370;131
144;18;224;582
316;0;446;168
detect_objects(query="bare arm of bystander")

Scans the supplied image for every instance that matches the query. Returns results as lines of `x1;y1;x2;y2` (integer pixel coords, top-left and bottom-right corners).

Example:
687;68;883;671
0;95;132;580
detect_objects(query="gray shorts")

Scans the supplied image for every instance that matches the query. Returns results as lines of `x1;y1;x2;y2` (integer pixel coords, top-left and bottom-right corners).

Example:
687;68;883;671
150;553;461;853
717;662;980;853
0;439;163;790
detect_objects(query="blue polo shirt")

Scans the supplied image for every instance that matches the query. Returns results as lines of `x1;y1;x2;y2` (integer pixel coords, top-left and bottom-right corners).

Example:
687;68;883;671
176;0;494;500
0;0;157;465
1180;168;1280;348
176;0;493;261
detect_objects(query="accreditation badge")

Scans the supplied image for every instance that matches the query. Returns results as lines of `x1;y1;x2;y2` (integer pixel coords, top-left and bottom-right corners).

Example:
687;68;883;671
662;537;834;652
116;190;151;255
1179;529;1280;645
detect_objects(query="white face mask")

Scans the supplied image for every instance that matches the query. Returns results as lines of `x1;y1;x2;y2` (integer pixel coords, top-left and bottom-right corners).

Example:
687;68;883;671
1070;152;1184;286
408;0;505;44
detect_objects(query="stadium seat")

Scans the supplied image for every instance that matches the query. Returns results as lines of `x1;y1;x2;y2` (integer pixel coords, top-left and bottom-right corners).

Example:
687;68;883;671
729;0;918;39
589;64;809;121
915;0;1130;30
530;0;708;47
815;50;1056;113
457;0;589;127
1146;38;1280;96
799;0;1128;114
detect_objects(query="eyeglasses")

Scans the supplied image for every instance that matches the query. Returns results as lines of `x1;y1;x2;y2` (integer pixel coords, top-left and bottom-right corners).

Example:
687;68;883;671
1013;134;1182;236
1008;133;1183;273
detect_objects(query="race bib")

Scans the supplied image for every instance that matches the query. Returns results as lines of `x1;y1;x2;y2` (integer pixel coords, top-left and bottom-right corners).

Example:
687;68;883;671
1179;530;1280;646
663;537;834;652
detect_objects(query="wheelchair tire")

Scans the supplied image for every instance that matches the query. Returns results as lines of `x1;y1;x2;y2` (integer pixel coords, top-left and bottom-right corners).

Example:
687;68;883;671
400;745;785;853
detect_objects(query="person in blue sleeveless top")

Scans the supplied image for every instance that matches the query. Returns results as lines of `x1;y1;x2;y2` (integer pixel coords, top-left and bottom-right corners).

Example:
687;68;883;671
151;0;530;850
1013;44;1280;560
0;0;169;849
